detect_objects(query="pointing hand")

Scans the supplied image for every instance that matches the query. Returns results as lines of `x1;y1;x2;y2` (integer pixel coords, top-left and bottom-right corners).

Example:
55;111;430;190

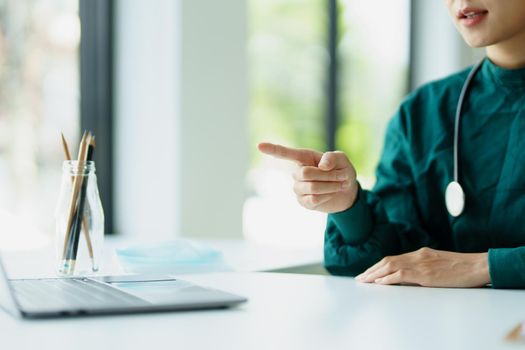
258;142;358;213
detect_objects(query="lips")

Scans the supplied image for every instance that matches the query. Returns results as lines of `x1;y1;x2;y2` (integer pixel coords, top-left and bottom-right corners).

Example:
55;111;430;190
457;7;488;27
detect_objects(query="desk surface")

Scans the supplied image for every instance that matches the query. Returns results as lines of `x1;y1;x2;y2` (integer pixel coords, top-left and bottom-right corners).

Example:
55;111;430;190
1;272;524;350
1;237;324;278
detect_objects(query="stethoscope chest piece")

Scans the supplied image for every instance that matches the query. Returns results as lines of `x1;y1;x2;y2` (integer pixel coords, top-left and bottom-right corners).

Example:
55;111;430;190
445;181;465;217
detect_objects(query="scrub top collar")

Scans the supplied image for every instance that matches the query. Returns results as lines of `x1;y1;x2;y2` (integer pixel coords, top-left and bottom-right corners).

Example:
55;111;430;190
482;57;525;89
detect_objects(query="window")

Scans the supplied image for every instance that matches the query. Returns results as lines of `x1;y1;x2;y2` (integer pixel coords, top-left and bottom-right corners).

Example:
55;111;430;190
245;0;411;246
245;0;328;247
0;0;80;248
337;0;411;185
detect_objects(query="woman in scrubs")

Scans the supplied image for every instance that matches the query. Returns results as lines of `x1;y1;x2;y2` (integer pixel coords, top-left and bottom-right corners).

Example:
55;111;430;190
258;0;525;288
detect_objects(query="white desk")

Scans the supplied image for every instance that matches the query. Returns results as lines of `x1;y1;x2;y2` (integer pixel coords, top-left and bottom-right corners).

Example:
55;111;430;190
0;272;524;350
0;237;324;278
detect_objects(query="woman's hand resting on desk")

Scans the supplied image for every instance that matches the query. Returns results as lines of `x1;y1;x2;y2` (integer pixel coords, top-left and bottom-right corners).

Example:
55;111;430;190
355;248;491;288
258;143;358;213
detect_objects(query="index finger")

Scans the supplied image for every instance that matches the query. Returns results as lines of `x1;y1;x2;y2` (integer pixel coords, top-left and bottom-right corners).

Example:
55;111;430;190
258;142;322;166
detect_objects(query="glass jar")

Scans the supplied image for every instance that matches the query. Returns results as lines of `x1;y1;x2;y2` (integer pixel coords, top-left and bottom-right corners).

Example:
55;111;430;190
55;161;104;276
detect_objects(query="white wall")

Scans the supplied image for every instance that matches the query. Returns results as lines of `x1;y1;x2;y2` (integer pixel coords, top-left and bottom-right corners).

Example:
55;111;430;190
114;0;248;239
178;1;248;238
410;0;484;89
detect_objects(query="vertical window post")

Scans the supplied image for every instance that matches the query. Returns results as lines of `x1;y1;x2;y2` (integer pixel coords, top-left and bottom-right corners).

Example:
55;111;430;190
408;0;417;92
327;0;339;151
79;0;114;233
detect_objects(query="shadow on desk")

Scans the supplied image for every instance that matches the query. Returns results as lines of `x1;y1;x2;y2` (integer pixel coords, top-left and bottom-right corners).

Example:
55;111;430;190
266;263;328;275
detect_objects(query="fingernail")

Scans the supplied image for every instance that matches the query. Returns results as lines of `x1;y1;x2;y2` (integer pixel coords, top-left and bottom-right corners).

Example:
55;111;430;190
355;274;363;281
337;173;348;181
375;278;383;284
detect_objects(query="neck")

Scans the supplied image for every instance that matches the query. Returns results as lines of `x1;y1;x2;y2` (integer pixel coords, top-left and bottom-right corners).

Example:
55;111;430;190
486;31;525;69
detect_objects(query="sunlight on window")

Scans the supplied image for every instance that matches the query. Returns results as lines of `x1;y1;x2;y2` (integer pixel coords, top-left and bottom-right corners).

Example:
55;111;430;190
338;0;410;182
245;0;410;247
244;157;327;248
245;0;327;248
0;0;80;248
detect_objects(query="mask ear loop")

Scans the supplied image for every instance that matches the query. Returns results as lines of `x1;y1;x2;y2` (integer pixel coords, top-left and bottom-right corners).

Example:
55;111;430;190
446;59;485;217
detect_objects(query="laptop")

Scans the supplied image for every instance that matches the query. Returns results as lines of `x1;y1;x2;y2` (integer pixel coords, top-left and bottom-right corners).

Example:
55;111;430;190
0;254;247;319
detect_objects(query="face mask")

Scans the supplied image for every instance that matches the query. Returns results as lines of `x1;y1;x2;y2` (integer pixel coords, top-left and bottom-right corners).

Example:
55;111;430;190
116;239;229;274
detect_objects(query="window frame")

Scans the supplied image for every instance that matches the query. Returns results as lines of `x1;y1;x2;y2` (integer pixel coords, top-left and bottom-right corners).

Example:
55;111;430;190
326;0;339;152
79;0;115;234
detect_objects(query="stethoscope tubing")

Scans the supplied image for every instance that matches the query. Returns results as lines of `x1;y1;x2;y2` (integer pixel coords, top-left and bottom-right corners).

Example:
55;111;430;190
445;59;486;217
453;59;485;183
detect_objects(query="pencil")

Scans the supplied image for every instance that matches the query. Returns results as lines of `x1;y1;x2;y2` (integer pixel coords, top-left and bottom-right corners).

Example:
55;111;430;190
61;131;90;273
60;133;72;160
61;131;86;259
68;133;96;269
506;322;524;342
60;133;95;268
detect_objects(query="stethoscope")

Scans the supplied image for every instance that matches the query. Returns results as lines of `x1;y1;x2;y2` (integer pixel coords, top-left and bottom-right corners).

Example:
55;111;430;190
445;59;484;217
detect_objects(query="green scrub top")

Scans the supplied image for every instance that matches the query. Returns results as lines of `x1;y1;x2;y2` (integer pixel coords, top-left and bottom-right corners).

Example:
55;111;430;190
324;58;525;288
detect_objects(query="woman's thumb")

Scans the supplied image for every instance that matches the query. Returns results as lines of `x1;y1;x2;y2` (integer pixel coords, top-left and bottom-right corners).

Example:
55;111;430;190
318;152;336;171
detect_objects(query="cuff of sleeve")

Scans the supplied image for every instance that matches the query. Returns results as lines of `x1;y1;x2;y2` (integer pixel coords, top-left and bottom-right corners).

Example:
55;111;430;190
488;247;525;289
327;183;373;245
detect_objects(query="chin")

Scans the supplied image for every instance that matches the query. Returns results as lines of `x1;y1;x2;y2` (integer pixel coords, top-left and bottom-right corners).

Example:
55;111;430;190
464;39;487;48
461;33;493;48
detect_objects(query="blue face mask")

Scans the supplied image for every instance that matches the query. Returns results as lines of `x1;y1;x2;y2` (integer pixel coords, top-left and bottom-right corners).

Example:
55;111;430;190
115;239;229;274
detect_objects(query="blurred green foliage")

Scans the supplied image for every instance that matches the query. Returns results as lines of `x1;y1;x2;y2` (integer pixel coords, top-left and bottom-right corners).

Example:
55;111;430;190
248;0;327;164
249;0;409;181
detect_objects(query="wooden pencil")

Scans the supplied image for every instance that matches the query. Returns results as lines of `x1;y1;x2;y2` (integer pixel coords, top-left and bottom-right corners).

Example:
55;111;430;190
60;133;72;160
60;133;95;265
506;322;524;341
61;131;89;266
68;133;95;269
61;131;85;260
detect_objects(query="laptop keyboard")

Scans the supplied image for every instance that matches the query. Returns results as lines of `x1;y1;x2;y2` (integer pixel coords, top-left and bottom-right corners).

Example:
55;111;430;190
11;278;148;311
